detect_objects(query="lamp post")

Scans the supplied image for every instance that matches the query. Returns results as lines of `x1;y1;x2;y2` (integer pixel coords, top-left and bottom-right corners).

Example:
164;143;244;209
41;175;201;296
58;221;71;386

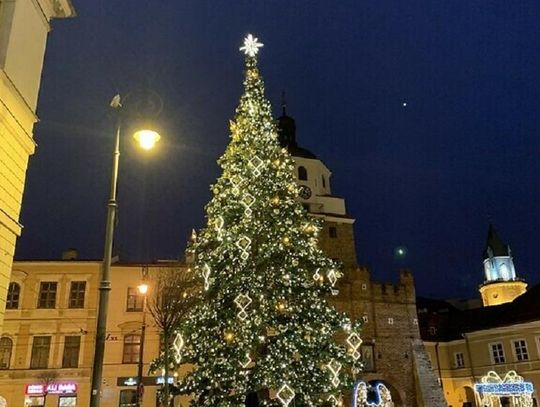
90;95;161;407
136;282;149;407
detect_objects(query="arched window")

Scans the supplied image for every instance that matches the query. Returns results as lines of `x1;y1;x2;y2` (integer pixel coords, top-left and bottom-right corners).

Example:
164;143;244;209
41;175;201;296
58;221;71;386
122;335;141;364
321;175;326;188
298;166;308;181
0;337;13;369
6;282;20;309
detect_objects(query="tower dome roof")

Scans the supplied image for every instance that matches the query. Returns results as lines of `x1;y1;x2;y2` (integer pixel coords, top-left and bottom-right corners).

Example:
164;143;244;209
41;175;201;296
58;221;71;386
276;96;317;159
483;224;510;259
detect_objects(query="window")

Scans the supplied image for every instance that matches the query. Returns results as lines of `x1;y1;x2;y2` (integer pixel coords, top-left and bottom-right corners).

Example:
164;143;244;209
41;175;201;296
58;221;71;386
68;281;86;308
30;336;51;369
37;282;57;309
360;344;375;372
122;335;141;364
388;318;394;325
119;389;137;407
513;339;529;361
126;288;143;311
0;337;12;369
321;175;326;188
62;336;81;368
6;282;20;309
298;166;308;181
59;396;77;407
329;226;337;238
490;342;506;364
361;283;367;290
413;318;418;325
362;315;369;323
454;352;465;367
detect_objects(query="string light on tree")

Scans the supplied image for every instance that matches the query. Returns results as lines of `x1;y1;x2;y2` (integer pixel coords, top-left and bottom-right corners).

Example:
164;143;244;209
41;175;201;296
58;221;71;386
165;34;362;406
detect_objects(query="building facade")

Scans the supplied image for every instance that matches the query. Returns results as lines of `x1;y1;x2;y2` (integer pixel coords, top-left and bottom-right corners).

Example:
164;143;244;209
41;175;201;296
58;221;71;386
419;225;537;407
0;0;75;329
1;258;185;407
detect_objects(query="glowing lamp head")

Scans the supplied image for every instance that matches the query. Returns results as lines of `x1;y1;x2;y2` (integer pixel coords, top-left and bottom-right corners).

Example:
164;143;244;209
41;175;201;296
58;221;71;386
138;283;149;295
133;129;161;150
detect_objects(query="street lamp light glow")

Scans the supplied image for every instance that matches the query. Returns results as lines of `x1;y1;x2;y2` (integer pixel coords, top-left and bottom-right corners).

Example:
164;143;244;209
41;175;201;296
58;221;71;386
138;283;149;295
133;129;161;150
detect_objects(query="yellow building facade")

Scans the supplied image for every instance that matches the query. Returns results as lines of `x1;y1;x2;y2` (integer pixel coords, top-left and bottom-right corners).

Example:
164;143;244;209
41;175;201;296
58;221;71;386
0;259;182;407
0;0;75;328
420;301;540;406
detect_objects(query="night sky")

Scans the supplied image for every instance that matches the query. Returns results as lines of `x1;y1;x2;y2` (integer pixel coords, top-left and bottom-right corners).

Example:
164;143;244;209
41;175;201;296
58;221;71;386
15;1;540;299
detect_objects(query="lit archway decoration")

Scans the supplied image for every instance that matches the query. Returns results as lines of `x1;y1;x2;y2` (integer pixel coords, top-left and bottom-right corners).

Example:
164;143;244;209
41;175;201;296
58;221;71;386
352;381;393;407
474;370;533;407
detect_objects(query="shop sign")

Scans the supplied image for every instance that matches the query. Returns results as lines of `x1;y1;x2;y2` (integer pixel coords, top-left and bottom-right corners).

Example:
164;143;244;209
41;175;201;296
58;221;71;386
25;382;78;395
117;376;175;387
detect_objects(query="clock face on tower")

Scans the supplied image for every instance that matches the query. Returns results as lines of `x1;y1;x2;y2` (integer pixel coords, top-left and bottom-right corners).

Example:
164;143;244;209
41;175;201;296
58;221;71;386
298;185;312;200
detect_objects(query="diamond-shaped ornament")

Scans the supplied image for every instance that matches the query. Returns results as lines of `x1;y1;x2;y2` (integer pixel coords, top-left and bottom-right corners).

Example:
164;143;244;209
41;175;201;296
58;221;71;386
327;269;338;286
173;333;184;363
347;332;363;360
327;395;340;406
234;293;252;321
236;236;251;261
248;156;264;176
241;353;252;368
201;264;211;290
276;384;295;407
241;193;256;208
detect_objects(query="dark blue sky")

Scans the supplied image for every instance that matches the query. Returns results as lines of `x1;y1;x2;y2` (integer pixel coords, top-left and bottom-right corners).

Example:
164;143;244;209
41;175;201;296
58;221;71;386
16;1;540;299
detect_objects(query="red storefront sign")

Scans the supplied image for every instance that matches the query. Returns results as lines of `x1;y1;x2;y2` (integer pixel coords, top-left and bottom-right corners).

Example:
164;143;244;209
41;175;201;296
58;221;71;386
25;382;78;395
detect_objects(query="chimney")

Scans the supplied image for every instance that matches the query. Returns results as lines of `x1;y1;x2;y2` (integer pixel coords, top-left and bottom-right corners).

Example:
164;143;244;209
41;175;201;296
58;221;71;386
62;248;79;260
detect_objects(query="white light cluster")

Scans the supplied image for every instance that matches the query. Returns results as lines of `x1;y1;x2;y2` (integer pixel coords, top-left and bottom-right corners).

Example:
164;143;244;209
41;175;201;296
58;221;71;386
240;34;264;57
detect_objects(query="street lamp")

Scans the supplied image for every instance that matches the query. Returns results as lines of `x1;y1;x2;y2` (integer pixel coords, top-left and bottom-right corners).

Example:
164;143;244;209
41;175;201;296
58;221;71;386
136;282;149;407
90;95;161;407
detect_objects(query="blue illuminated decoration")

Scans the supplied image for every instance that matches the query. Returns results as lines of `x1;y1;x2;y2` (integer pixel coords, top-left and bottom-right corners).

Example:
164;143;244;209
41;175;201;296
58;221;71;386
475;382;533;395
475;371;534;407
352;381;392;407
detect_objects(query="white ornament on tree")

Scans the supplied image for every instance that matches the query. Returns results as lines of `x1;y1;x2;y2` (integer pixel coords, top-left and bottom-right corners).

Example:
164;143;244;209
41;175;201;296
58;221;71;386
234;293;252;321
276;384;295;407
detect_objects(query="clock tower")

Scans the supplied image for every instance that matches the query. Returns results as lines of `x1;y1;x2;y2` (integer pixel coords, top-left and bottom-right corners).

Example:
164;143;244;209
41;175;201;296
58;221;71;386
276;101;357;267
479;224;527;306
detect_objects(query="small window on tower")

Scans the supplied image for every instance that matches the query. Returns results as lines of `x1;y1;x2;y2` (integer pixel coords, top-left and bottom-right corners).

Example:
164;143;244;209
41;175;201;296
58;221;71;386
329;226;337;238
322;175;326;188
298;166;308;181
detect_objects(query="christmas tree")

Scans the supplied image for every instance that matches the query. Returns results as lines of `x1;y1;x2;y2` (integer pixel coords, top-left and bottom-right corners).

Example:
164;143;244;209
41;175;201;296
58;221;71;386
174;34;362;407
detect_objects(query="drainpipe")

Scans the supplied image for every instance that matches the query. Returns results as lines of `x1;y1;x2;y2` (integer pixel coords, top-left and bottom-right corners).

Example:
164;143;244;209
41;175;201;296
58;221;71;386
463;333;479;407
435;342;445;394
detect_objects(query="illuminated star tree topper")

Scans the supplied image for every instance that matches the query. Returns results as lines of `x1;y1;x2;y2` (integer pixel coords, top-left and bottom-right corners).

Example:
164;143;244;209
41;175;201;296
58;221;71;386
240;33;264;57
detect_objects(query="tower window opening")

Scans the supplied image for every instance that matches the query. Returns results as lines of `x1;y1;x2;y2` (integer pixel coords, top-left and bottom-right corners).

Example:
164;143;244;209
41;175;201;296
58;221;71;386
298;166;308;181
322;175;326;188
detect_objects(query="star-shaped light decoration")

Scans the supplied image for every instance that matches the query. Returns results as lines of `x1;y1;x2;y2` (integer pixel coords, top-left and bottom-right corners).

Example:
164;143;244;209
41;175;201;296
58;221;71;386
240;34;264;57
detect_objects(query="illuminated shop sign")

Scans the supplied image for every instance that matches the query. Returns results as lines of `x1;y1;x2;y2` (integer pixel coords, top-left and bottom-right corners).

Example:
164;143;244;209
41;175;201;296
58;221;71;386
25;382;78;395
117;377;175;387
